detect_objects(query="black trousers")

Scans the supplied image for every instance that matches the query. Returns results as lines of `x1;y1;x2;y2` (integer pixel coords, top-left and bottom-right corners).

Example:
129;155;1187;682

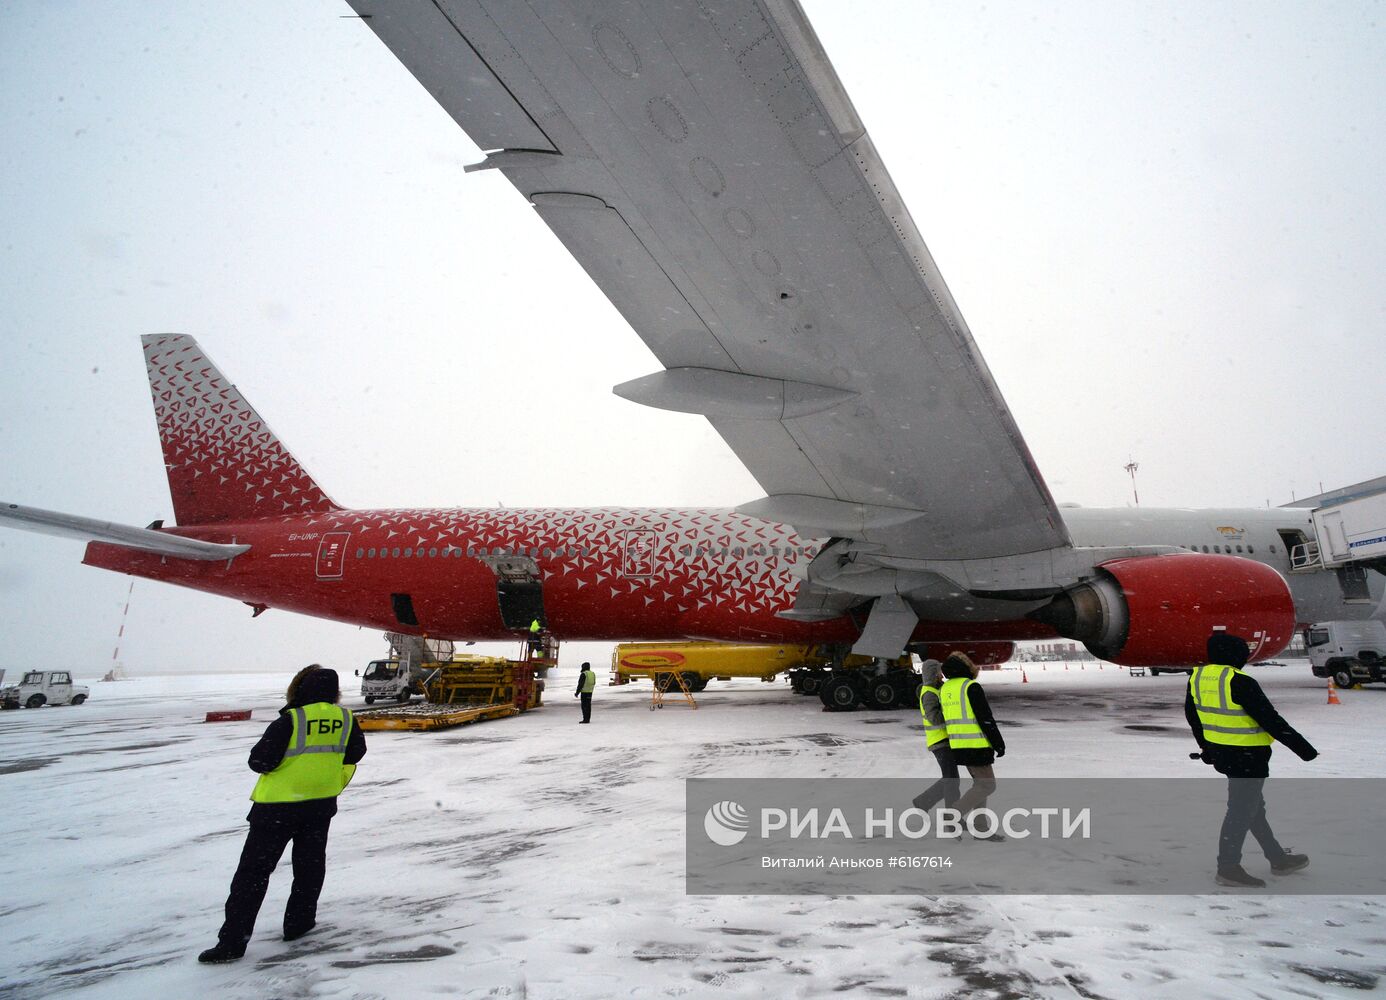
218;813;332;948
1218;777;1284;868
580;692;592;722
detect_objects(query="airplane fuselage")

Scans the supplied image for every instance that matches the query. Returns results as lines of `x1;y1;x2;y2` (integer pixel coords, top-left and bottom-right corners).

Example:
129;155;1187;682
83;504;1380;647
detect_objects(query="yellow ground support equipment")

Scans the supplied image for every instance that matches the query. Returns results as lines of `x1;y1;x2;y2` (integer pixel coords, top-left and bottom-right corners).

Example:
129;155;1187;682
355;703;520;731
615;666;698;711
356;656;542;732
610;642;892;690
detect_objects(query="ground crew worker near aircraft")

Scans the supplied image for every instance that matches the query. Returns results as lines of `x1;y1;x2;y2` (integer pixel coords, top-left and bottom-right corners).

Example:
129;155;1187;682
912;659;960;811
1186;633;1315;888
198;665;366;963
574;661;597;723
938;652;1006;839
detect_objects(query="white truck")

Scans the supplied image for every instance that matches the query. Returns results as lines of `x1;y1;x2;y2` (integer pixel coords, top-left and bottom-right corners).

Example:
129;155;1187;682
1305;621;1386;688
0;670;91;709
358;659;430;705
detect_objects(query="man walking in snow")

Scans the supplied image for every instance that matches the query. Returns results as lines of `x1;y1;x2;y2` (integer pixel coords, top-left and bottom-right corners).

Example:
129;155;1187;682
1186;633;1317;887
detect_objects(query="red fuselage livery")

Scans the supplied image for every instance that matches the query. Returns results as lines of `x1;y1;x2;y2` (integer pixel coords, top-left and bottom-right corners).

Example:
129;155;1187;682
81;506;1043;646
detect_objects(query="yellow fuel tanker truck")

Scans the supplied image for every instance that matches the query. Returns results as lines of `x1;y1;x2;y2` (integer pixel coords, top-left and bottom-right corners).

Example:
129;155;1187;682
610;639;1013;710
609;642;910;708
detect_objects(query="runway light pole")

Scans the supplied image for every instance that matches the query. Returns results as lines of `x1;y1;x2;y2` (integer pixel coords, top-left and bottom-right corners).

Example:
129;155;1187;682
1124;459;1140;507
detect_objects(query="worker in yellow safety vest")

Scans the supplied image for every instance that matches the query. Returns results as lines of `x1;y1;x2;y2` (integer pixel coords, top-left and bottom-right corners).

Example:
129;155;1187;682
198;665;367;964
574;661;597;723
1186;633;1317;888
912;659;960;811
937;652;1006;839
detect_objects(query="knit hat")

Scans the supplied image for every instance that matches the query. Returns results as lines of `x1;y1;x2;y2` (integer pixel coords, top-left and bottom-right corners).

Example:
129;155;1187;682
1206;633;1250;669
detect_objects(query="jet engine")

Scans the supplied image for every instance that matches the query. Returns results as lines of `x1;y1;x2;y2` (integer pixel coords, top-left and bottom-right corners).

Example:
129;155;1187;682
1030;553;1296;666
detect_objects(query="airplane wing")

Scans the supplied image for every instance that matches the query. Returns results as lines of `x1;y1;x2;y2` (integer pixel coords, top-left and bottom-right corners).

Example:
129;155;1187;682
346;1;1072;603
0;503;250;561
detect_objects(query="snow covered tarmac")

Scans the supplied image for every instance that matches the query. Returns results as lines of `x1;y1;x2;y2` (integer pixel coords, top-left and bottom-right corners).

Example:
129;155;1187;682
1;662;1383;999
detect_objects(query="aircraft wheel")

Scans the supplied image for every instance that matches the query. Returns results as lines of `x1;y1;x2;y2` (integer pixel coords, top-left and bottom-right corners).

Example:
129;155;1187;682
799;673;823;695
865;678;898;710
890;671;920;709
820;676;860;711
26;694;45;709
71;694;87;706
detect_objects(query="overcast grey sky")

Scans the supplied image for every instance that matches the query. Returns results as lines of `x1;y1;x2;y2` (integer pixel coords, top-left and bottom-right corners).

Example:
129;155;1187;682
1;1;1382;675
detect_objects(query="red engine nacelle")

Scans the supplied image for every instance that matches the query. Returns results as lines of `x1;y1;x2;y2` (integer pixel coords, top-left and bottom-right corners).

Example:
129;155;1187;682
916;640;1015;667
1031;553;1295;666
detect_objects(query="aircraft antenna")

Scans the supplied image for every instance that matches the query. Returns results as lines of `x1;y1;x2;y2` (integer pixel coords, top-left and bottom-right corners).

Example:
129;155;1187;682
1123;459;1140;507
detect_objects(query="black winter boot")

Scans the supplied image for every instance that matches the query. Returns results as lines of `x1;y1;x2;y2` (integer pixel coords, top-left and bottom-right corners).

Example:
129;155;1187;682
1270;851;1309;874
197;943;245;964
1215;865;1266;888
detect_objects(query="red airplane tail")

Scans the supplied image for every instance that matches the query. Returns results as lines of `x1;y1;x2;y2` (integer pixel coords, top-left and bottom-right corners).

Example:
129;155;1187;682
141;334;339;526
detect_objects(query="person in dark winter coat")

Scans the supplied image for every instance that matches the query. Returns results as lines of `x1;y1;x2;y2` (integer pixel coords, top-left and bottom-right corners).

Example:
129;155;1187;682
938;653;1005;837
1186;633;1317;887
574;661;597;723
198;665;367;963
912;659;959;811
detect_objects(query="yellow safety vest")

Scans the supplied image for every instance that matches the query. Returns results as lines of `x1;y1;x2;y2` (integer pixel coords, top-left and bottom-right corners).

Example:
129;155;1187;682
940;677;990;750
251;703;356;803
1189;664;1272;747
580;670;597;694
917;684;949;748
530;619;542;634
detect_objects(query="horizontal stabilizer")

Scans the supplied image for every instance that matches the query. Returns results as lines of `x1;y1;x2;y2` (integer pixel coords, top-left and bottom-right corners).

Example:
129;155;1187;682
1;502;250;562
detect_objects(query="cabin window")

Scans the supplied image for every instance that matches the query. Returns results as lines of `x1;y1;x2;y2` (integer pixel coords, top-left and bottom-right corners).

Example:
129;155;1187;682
392;547;401;558
1236;545;1243;553
355;548;364;559
1247;545;1254;554
429;548;438;558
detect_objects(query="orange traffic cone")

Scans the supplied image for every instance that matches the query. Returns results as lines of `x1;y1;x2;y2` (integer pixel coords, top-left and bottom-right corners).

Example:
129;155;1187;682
1327;678;1341;705
1022;670;1029;684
